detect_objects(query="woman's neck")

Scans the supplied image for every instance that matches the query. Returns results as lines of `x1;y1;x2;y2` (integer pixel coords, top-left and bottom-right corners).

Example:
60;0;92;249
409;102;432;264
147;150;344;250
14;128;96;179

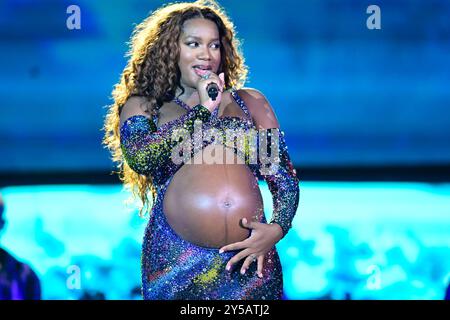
175;86;200;105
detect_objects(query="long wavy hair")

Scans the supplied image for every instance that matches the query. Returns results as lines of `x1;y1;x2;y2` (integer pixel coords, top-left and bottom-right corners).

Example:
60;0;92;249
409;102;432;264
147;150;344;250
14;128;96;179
103;0;249;217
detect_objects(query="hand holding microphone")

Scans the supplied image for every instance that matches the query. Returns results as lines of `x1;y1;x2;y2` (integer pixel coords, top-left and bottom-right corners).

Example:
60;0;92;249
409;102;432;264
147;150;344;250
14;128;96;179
197;72;225;112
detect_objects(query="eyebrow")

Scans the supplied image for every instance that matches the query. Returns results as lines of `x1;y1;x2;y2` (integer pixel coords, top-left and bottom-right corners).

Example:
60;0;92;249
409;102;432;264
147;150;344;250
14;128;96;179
184;35;220;42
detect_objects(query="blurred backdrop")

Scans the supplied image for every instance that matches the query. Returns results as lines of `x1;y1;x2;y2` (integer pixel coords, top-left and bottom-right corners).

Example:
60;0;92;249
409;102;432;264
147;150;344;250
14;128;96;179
0;0;449;300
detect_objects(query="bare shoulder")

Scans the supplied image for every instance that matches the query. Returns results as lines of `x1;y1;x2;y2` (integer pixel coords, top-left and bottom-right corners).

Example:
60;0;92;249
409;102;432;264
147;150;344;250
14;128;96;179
119;95;152;127
237;87;280;129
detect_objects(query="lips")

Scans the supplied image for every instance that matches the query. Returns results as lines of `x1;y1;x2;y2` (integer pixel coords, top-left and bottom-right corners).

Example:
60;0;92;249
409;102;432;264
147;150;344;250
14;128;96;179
193;68;210;77
192;65;212;77
193;65;212;70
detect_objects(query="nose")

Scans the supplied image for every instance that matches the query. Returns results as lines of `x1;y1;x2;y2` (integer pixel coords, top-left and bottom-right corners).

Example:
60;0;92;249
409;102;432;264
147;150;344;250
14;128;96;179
197;46;212;61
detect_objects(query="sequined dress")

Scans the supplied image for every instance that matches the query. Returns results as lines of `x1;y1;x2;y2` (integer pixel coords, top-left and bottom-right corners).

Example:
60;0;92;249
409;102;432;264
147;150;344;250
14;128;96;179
119;88;300;300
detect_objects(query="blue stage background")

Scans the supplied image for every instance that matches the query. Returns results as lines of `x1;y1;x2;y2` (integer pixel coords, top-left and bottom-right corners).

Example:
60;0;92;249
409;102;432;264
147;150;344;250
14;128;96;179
2;182;449;300
0;0;449;300
1;0;449;171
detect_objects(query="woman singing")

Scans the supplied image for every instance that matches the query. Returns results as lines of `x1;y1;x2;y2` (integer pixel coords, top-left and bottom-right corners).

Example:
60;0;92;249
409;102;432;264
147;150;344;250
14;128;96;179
103;0;300;299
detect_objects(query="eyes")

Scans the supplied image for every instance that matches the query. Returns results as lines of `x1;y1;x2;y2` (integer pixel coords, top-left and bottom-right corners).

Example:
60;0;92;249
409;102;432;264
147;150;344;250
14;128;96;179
186;41;221;49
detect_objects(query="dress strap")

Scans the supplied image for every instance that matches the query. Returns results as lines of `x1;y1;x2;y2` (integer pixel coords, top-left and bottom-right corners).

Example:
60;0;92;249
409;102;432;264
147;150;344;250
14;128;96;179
230;89;252;120
172;88;255;120
172;97;191;112
151;110;159;129
173;97;219;118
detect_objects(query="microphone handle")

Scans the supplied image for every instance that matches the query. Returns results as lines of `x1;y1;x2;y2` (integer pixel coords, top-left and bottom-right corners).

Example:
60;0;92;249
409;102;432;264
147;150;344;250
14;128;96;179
206;82;219;101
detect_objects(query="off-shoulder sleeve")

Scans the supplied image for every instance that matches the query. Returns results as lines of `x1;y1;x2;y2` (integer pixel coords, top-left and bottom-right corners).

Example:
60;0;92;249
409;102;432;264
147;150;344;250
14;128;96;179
119;104;211;176
257;128;300;238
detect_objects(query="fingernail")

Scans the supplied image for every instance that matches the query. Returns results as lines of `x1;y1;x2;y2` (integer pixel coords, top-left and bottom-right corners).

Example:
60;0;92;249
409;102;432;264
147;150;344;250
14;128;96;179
242;218;247;224
258;273;263;278
219;249;224;254
241;269;246;275
226;265;230;271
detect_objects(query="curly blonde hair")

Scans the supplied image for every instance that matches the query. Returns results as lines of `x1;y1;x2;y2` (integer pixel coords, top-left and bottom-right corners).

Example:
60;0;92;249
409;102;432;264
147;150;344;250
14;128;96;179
103;0;249;216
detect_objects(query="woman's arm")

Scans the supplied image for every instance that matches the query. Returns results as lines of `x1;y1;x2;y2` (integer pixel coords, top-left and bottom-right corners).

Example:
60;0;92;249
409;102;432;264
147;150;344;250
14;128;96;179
119;96;211;176
239;88;300;239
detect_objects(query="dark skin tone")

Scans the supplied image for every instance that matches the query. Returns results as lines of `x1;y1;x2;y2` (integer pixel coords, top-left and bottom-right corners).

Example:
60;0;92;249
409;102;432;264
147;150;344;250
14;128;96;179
120;18;285;278
173;18;284;277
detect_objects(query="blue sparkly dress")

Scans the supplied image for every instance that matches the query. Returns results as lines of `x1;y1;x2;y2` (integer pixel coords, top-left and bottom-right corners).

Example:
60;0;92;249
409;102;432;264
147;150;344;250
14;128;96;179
119;88;300;300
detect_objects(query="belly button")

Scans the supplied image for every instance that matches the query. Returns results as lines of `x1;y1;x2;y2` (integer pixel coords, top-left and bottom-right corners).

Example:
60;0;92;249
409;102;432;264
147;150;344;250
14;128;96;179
222;199;233;208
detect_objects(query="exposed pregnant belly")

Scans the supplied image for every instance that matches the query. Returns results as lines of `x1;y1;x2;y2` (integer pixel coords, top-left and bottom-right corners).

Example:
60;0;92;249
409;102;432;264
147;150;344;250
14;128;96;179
163;144;264;248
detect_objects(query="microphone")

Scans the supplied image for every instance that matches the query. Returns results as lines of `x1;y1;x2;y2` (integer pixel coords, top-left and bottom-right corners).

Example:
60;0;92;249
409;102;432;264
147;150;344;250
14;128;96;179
206;82;219;101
